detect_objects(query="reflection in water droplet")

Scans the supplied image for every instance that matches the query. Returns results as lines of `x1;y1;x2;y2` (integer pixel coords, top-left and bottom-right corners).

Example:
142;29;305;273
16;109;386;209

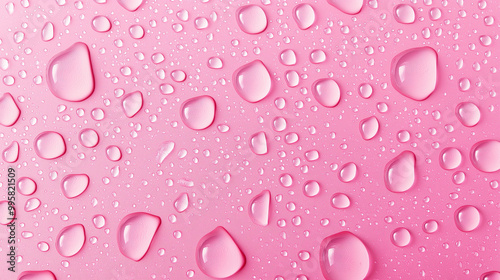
249;190;270;226
174;193;189;213
79;128;99;148
2;141;19;163
92;15;112;32
471;140;500;172
312;79;341;108
439;147;462;170
0;92;21;127
106;145;122;161
455;205;481;232
331;193;350;209
181;95;216;130
359;116;379;140
61;174;90;198
394;4;416;24
56;224;86;257
236;5;267;34
18;270;56;280
339;162;357;183
391;228;411;247
233;60;272;103
303;181;320;197
122;91;143;118
385;151;416;193
34;131;66;159
320;231;371;280
326;0;363;15
196;227;246;278
293;3;316;30
117;212;161;261
17;177;37;196
423;220;439;234
456;102;481;127
250;132;268;155
358;83;373;99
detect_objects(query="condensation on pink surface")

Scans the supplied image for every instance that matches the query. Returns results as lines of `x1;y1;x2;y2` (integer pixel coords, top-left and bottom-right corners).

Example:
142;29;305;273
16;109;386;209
0;0;499;279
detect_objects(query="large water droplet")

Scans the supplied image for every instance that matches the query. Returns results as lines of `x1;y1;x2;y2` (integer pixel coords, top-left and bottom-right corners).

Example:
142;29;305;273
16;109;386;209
470;140;500;172
320;231;371;280
249;190;270;226
391;47;437;101
481;271;500;280
61;174;89;198
196;227;246;278
106;145;122;161
385;151;416;193
122;91;143;118
326;0;364;15
303;180;321;197
391;227;411;247
422;220;439;234
455;205;481;232
439;147;462;170
312;79;341;108
394;4;416;24
2;141;19;163
250;132;268;155
18;270;56;280
359;116;379;140
117;212;161;261
233;60;272;103
117;0;143;11
236;5;267;34
56;224;86;257
47;42;95;102
280;49;297;66
456;102;481;127
180;95;216;130
0;92;21;126
34;131;66;159
25;198;41;212
17;177;37;196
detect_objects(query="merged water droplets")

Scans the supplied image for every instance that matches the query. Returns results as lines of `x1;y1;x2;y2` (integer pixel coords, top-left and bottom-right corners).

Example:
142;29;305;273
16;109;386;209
34;131;66;159
456;102;481;127
293;4;316;30
249;190;270;226
0;92;21;126
61;174;89;198
312;79;341;108
117;212;161;261
122;91;143;118
250;131;268;155
455;205;481;232
470;140;500;172
47;42;95;102
180;95;216;130
56;224;86;257
385;151;416;193
236;5;267;34
196;227;246;278
233;60;272;103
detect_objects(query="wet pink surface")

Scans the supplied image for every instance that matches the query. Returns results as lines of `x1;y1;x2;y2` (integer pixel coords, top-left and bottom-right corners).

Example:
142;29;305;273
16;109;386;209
0;0;499;279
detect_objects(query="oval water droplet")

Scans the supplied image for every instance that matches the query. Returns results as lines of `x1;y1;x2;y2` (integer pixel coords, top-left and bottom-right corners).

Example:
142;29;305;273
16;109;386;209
280;49;297;66
303;180;320;197
106;145;122;161
236;5;267;34
293;3;316;30
129;24;145;39
79;128;99;148
208;57;223;69
117;212;161;261
391;47;438;101
439;147;462;170
455;205;481;232
56;224;86;257
339;162;357;183
17;177;37;196
34;131;66;159
312;78;341;108
233;60;272;103
456;102;481;127
470;140;500;172
391;227;411;247
320;231;371;280
156;141;175;164
180;95;216;130
93;215;106;229
196;227;246;278
174;193;189;213
394;4;416;24
117;0;143;12
326;0;363;15
18;271;56;280
249;190;270;226
0;92;21;126
92;15;111;32
331;193;351;209
384;151;416;193
285;70;300;87
2;141;19;163
250;131;268;155
310;50;326;64
42;22;55;41
61;174;89;198
359;116;379;140
358;83;373;99
47;42;95;102
122;91;143;118
423;220;439;234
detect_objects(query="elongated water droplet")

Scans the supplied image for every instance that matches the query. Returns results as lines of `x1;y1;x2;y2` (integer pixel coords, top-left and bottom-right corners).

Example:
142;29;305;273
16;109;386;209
156;141;175;164
312;78;341;108
236;5;267;34
339;162;357;183
285;70;300;87
233;60;272;103
196;227;246;278
439;147;462;170
456;102;481;127
79;128;99;148
56;224;86;257
455;205;481;232
320;231;371;280
385;151;416;193
174;193;189;213
394;4;415;24
249;190;270;226
471;140;500;172
391;47;437;101
42;22;54;41
17;177;37;196
117;0;143;12
180;95;216;130
326;0;363;15
0;92;21;126
359;116;379;140
2;141;19;163
250;132;268;155
34;131;66;159
47;42;95;102
122;91;143;118
331;193;350;209
117;212;161;261
293;4;316;30
92;15;112;32
61;174;89;198
391;227;411;247
18;271;56;280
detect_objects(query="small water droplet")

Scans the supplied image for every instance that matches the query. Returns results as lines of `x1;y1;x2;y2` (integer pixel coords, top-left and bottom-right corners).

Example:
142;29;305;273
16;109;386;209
359;116;379;140
423;220;439;233
174;193;189;213
93;215;106;229
439;147;462;170
394;4;416;24
79;128;99;148
17;177;37;196
456;102;481;127
250;132;268;155
391;227;411;247
92;16;111;32
293;4;316;30
339;162;357;183
303;180;320;197
122;91;143;118
331;193;350;209
106;145;122;161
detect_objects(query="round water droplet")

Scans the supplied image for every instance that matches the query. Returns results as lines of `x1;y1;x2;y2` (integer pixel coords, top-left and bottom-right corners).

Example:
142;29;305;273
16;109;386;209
93;215;106;229
47;42;95;102
358;83;373;99
233;60;272;103
79;128;99;148
312;79;341;108
249;190;270;226
397;130;410;143
92;15;111;32
117;0;143;12
106;145;122;161
196;227;246;278
455;205;481;232
174;193;189;213
305;150;319;161
17;177;37;196
56;224;86;257
385;151;416;193
0;200;14;225
236;5;267;34
326;0;363;15
3;141;19;163
320;231;371;280
18;271;56;280
310;50;326;64
117;212;161;261
280;174;293;187
471;140;500;172
391;47;438;101
122;91;143;118
456;102;481;127
391;227;411;247
34;131;66;159
280;49;297;66
129;25;145;39
250;132;268;155
359;116;379;140
394;4;416;24
439;147;462;170
339;162;357;183
61;174;89;198
303;180;320;197
0;92;21;127
38;241;50;252
293;3;316;30
481;271;500;280
273;117;287;132
423;220;439;233
180;95;216;130
331;193;350;209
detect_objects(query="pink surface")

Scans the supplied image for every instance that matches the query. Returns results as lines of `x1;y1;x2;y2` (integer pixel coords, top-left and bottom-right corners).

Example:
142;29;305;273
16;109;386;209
0;0;499;279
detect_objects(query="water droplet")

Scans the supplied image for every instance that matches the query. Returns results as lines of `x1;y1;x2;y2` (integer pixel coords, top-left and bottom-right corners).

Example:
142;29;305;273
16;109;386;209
359;116;379;140
455;205;481;232
34;131;66;159
320;231;371;280
280;49;297;66
394;4;416;24
310;50;326;64
236;5;267;34
312;79;341;108
391;47;438;101
61;174;89;198
331;193;351;209
42;22;54;41
0;92;21;126
37;242;50;252
2;141;19;163
305;150;319;161
122;91;143;118
423;220;439;233
56;224;85;257
174;193;189;213
92;15;111;32
117;0;143;12
339;162;357;183
391;227;411;247
208;57;223;69
129;24;145;39
471;140;500;172
397;130;410;143
106;145;122;161
47;42;95;102
439;147;462;170
385;151;416;193
326;0;363;15
79;128;99;148
196;226;246;278
93;215;106;229
249;190;270;226
273;117;287;132
280;174;293;187
358;83;373;99
117;212;161;261
285;70;300;87
303;180;320;197
171;69;186;82
293;4;316;30
195;17;209;30
156;141;175;164
18;271;56;280
180;95;216;130
250;132;268;155
456;102;481;127
480;271;500;280
233;60;272;103
17;177;37;196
